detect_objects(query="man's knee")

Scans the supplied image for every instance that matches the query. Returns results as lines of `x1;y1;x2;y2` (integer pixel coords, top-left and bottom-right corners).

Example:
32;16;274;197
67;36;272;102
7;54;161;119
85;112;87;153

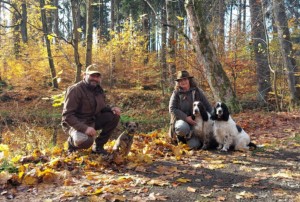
69;129;94;149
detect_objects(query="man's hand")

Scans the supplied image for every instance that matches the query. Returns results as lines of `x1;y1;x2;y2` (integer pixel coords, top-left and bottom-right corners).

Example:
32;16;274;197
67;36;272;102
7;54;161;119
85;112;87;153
111;107;121;116
85;127;97;137
185;116;196;125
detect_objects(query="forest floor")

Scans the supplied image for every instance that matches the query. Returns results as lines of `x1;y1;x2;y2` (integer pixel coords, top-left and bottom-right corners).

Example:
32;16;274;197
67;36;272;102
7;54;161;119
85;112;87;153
0;87;300;202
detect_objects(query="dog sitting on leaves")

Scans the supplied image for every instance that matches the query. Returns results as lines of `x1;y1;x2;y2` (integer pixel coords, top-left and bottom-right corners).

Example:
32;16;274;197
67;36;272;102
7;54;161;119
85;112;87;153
111;121;138;161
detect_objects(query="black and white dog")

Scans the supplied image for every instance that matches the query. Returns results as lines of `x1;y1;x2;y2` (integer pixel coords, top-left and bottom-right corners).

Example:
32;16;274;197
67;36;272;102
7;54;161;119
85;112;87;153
210;102;256;152
190;101;215;150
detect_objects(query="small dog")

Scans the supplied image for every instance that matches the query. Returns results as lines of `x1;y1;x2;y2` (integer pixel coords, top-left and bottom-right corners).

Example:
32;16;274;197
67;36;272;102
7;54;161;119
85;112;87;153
210;102;256;152
189;101;215;150
112;122;138;157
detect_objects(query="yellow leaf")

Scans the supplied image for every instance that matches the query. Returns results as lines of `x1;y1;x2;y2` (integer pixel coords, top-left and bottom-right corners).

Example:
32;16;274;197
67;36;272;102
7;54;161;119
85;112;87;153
232;160;250;165
272;171;292;179
77;28;83;33
11;155;22;163
43;5;57;10
23;174;38;185
92;187;103;195
0;144;9;151
176;16;184;21
0;144;9;158
176;178;191;183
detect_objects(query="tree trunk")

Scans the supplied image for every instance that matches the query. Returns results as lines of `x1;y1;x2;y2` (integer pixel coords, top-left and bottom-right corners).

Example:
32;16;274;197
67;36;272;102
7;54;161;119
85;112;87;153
85;0;93;67
142;1;150;64
109;0;116;88
217;0;225;57
242;0;246;33
160;4;167;95
185;0;239;111
71;0;82;83
40;0;58;89
249;0;271;103
166;0;176;89
53;0;59;43
12;8;20;59
273;0;300;104
228;0;233;51
21;0;28;43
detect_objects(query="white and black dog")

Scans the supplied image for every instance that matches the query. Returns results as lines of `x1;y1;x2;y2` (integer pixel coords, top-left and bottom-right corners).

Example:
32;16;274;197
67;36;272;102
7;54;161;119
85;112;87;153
210;102;256;152
189;101;216;150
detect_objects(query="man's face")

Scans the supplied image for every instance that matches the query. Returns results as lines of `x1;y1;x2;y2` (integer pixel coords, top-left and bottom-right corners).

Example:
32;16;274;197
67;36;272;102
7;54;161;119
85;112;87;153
85;73;101;87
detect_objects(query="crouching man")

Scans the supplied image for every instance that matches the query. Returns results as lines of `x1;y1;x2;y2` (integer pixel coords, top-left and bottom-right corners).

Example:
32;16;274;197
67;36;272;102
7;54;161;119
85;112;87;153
61;64;121;155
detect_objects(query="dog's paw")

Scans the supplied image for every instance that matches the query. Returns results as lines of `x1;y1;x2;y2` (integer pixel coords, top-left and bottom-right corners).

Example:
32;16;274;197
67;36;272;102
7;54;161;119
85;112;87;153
201;145;208;150
221;147;228;152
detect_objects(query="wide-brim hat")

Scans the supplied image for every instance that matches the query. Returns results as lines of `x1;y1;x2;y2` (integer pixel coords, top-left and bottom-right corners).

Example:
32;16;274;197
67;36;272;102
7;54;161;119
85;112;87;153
85;64;101;75
175;70;193;81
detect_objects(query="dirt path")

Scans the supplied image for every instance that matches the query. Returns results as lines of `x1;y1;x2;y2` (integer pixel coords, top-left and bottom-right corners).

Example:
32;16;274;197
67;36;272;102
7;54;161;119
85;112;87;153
1;111;299;202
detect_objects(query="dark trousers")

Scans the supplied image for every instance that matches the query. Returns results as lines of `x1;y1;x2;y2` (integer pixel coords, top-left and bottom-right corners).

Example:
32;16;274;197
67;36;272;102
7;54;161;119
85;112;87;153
94;112;120;148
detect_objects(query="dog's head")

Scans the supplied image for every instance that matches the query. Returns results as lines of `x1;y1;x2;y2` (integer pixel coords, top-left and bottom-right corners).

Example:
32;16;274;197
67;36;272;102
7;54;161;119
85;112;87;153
211;102;230;121
192;101;209;121
124;122;139;133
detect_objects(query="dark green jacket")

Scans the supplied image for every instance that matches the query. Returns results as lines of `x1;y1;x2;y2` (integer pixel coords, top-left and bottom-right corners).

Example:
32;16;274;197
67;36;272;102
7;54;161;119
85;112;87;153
168;87;212;142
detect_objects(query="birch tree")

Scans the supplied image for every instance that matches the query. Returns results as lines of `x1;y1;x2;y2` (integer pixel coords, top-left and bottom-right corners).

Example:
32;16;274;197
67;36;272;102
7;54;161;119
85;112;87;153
273;0;300;105
249;0;271;103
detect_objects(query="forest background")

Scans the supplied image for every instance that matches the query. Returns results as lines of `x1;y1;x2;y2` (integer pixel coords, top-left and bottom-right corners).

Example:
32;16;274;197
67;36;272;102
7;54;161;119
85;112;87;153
0;0;299;201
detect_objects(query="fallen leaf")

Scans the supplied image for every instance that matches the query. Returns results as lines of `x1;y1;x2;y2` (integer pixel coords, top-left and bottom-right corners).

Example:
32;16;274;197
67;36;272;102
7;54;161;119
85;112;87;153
176;178;191;183
187;186;197;192
235;191;255;199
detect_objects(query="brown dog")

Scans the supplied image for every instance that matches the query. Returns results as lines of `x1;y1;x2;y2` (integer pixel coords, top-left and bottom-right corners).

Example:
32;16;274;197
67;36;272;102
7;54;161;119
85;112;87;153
112;122;138;158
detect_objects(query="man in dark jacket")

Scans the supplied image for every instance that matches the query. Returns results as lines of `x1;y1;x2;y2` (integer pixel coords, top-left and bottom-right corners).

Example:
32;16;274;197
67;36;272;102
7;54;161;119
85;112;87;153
62;64;121;155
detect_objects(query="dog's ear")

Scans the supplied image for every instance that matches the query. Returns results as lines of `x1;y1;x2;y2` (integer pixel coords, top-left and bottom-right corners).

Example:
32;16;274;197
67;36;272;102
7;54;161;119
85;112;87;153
210;108;216;120
123;122;129;128
135;122;139;128
199;105;209;121
222;103;230;121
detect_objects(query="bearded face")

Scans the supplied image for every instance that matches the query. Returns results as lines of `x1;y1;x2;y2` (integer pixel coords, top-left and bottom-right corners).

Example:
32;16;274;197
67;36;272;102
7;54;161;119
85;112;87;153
84;73;101;87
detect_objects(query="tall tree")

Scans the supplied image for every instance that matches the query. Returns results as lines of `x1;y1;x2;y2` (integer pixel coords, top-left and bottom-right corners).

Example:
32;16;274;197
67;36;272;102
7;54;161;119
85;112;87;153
109;0;116;88
12;6;21;59
53;0;59;42
85;0;93;67
249;0;271;103
21;0;28;43
71;0;82;83
166;0;176;88
160;3;167;95
185;0;239;111
40;0;58;88
272;0;300;104
142;1;150;64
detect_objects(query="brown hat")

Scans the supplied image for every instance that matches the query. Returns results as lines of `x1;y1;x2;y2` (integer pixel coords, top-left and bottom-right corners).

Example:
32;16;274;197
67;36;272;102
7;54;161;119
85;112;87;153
175;70;193;81
86;64;101;75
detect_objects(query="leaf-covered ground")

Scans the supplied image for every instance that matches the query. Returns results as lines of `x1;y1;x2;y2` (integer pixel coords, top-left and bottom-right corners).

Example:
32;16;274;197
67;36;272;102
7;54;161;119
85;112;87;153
1;110;299;202
0;89;300;201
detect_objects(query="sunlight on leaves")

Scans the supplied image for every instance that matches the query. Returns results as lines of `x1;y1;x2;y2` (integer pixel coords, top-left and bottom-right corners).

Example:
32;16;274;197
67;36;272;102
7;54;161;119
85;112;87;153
272;170;293;179
235;191;255;199
187;186;197;192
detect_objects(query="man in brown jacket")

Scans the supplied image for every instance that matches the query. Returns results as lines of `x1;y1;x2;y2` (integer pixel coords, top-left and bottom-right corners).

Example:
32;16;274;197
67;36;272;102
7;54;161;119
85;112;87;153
62;64;121;155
